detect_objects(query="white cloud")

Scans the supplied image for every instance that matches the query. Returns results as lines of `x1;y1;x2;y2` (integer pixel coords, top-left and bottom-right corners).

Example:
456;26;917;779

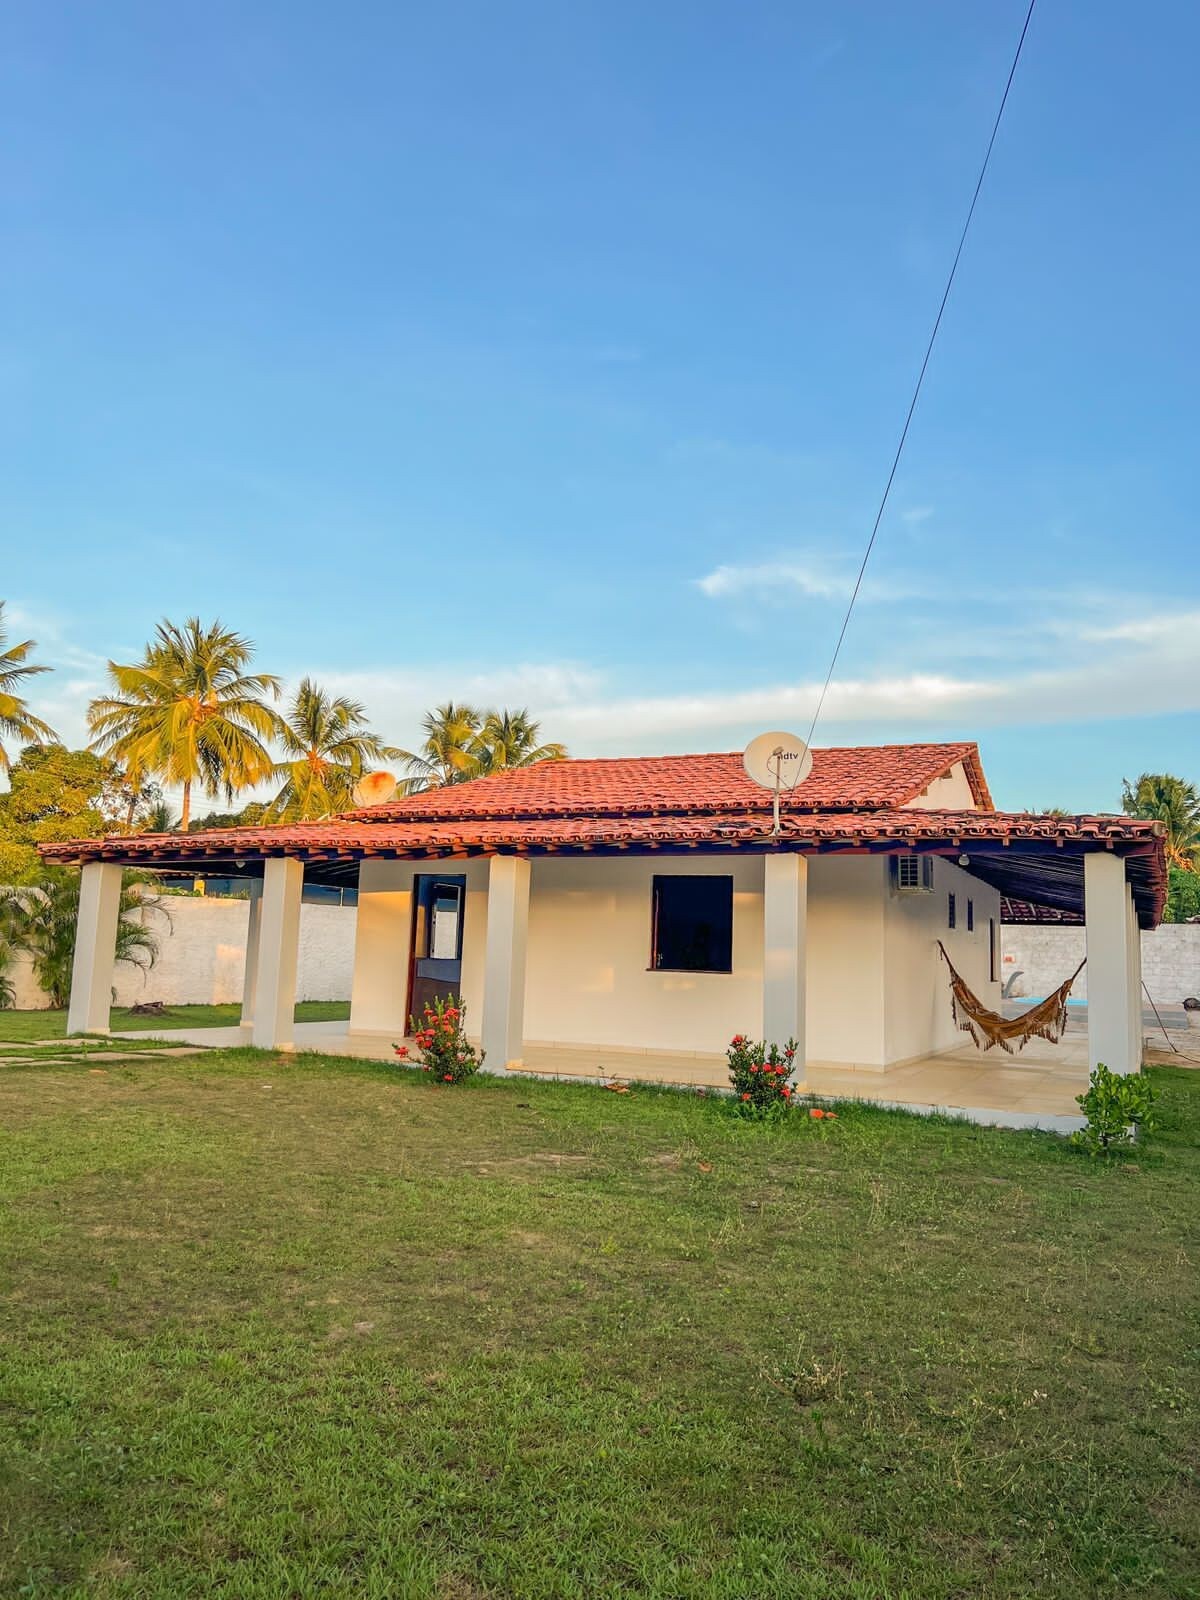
317;661;602;731
695;560;854;601
1072;610;1200;647
9;598;1200;786
693;554;924;606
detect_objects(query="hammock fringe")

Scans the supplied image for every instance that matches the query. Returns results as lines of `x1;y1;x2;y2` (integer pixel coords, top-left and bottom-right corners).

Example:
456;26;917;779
937;940;1086;1054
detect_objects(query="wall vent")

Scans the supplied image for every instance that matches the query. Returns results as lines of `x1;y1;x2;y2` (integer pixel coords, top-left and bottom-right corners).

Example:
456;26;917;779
891;854;934;893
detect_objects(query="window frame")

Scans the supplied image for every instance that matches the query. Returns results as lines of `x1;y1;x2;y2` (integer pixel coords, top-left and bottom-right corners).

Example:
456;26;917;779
649;873;734;975
947;891;957;931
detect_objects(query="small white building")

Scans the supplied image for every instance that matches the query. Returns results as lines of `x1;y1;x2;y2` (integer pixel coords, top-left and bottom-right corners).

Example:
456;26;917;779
47;742;1166;1131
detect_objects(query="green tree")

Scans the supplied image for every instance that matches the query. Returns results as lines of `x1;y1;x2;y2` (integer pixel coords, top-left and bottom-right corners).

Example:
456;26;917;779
0;601;57;770
0;745;130;884
88;617;282;831
476;708;567;775
186;802;267;832
265;678;403;821
0;866;163;1010
396;702;485;793
141;796;179;833
1121;773;1200;871
1166;866;1200;924
397;703;567;794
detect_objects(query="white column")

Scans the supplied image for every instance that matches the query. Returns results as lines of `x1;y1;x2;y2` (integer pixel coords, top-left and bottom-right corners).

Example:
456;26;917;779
349;860;416;1035
763;853;807;1072
251;857;304;1051
1084;852;1139;1076
480;855;531;1071
67;862;124;1034
1126;883;1143;1071
240;879;263;1029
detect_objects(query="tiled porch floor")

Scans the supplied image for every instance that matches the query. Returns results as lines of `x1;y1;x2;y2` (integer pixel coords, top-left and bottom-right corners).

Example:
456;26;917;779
111;1020;1091;1132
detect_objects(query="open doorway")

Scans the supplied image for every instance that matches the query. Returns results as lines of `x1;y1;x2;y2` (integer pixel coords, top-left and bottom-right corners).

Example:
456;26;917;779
407;874;467;1023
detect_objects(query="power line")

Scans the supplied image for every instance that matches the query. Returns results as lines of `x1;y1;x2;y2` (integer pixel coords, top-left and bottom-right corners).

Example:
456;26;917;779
802;0;1038;752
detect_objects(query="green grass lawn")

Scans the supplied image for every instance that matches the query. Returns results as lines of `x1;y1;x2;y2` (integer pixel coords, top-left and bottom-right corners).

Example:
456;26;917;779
1;1049;1197;1599
0;1000;350;1043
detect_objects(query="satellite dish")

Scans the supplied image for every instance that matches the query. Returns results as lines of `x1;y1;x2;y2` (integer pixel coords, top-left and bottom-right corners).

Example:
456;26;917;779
742;731;813;835
351;770;398;808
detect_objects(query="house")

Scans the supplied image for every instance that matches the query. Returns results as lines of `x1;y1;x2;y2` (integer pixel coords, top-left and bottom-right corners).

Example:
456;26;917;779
43;740;1167;1130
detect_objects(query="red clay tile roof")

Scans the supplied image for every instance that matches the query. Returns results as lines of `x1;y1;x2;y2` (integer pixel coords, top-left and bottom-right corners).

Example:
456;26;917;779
1000;897;1085;925
341;743;993;821
40;806;1167;925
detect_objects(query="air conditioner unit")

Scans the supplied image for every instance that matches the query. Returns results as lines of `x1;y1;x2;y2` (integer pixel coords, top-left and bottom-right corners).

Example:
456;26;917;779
891;854;934;893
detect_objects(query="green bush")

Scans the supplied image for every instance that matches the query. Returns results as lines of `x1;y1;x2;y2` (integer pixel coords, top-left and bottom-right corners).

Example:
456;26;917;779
1072;1063;1156;1156
1166;865;1200;923
727;1032;799;1115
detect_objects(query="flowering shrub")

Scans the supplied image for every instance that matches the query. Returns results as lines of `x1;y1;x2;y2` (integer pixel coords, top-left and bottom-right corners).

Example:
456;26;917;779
727;1033;799;1114
394;994;484;1084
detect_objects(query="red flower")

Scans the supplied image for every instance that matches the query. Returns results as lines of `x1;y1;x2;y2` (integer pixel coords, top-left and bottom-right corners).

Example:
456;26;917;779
781;1086;791;1097
809;1107;825;1120
394;1045;410;1059
741;1092;751;1101
443;1073;454;1082
749;1065;758;1074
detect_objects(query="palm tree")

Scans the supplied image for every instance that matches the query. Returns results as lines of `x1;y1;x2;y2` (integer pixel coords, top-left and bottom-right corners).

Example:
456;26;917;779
1122;773;1200;870
396;702;485;793
0;601;57;771
0;866;163;1010
476;708;567;774
141;797;180;833
88;618;283;831
265;678;404;820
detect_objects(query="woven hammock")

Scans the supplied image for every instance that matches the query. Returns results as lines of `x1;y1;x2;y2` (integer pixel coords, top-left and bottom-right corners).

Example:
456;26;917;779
937;940;1086;1054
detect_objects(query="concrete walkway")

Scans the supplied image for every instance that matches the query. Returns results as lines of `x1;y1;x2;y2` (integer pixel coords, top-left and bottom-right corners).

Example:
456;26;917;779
110;1019;1092;1132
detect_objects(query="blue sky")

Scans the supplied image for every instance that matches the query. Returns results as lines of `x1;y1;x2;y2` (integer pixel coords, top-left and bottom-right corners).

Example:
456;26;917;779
3;1;1198;814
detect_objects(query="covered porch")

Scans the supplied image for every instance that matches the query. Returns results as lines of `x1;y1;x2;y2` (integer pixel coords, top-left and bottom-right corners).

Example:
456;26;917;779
58;802;1165;1135
107;1014;1091;1132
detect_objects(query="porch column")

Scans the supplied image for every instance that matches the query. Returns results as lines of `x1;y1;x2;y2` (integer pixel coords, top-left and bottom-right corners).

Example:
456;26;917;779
480;855;530;1071
763;853;807;1071
349;861;416;1035
1084;852;1140;1076
1126;879;1143;1072
251;857;304;1051
240;878;264;1029
67;862;124;1034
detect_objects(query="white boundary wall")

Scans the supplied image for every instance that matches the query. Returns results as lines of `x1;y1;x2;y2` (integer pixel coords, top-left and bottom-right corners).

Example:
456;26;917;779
1001;922;1200;1005
9;895;356;1011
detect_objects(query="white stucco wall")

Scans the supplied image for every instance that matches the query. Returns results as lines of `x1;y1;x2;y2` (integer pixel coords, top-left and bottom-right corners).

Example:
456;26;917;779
520;851;1000;1066
10;894;356;1011
523;855;765;1053
348;858;489;1036
904;762;978;811
805;857;886;1065
882;858;1001;1066
1002;922;1200;1005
